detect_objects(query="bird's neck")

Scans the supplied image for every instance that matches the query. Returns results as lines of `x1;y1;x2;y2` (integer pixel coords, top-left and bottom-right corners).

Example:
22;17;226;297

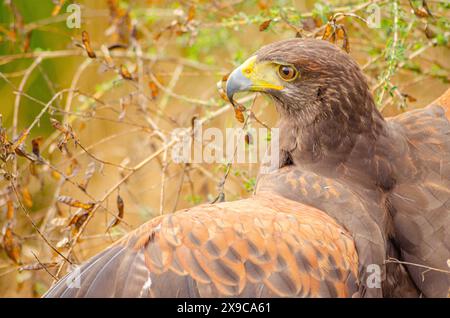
279;94;398;192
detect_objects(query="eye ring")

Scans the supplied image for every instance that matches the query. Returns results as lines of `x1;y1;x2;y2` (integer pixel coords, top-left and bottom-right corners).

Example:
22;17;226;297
277;65;298;81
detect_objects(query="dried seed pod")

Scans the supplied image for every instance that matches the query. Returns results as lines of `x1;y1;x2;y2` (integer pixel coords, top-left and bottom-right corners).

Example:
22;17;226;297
82;30;96;58
259;19;272;32
322;24;334;41
51;170;62;181
148;81;159;99
79;161;96;192
245;132;253;145
68;209;90;236
187;5;196;22
6;199;14;220
58;195;95;211
120;64;133;80
3;227;21;264
21;187;33;208
31;136;43;157
217;72;230;102
108;194;125;228
234;104;246;123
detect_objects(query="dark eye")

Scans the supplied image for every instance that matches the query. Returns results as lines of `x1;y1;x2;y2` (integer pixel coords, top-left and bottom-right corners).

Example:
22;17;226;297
278;65;298;81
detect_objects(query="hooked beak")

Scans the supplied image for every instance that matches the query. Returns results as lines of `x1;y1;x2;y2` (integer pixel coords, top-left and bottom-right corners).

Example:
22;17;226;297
226;56;284;107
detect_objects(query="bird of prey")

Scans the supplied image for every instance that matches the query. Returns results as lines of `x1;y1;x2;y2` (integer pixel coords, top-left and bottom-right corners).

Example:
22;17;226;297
44;38;449;298
227;38;449;297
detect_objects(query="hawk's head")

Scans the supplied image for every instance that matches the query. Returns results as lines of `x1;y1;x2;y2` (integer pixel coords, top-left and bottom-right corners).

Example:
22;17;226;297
226;38;377;127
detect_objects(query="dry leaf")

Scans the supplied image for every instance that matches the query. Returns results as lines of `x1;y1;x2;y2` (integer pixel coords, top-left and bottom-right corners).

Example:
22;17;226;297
51;170;62;181
413;7;429;18
402;93;417;103
313;16;323;28
50;118;64;131
108;194;124;228
340;27;350;53
23;31;31;52
79;161;96;191
3;227;21;264
82;30;96;58
107;0;119;18
322;24;334;40
336;28;345;40
245;132;253;145
21;187;33;208
153;31;163;41
6;199;14;220
31;136;43;157
29;163;38;177
68;209;90;235
323;22;350;53
58;195;94;211
120;64;133;80
234;107;245;123
148;81;159;99
187;5;196;22
217;73;230;102
259;19;272;32
50;118;79;149
258;0;269;10
78;121;86;132
424;24;436;39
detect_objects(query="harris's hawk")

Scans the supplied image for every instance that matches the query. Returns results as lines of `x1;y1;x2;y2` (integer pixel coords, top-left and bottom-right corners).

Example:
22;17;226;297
44;38;449;298
227;38;450;297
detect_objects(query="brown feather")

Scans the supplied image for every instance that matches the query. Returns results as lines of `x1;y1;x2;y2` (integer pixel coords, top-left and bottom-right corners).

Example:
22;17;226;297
44;194;359;298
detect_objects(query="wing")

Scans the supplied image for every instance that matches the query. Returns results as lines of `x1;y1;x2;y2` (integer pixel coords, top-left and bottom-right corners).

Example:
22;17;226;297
256;166;418;297
388;102;450;297
44;194;359;298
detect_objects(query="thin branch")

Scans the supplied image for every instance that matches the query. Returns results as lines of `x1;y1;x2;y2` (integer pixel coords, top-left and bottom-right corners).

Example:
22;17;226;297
10;182;72;265
385;257;450;276
159;148;168;215
12;56;43;175
31;251;58;280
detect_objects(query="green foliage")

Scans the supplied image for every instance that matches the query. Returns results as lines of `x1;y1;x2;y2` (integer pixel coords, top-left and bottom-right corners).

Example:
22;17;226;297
243;177;256;192
185;194;203;205
182;28;231;63
312;2;333;23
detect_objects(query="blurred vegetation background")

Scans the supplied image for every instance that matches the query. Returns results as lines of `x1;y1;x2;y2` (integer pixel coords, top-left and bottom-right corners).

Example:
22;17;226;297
0;0;448;297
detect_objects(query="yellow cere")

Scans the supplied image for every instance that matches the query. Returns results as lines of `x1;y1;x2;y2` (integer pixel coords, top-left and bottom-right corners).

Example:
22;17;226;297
241;56;257;78
240;56;284;91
